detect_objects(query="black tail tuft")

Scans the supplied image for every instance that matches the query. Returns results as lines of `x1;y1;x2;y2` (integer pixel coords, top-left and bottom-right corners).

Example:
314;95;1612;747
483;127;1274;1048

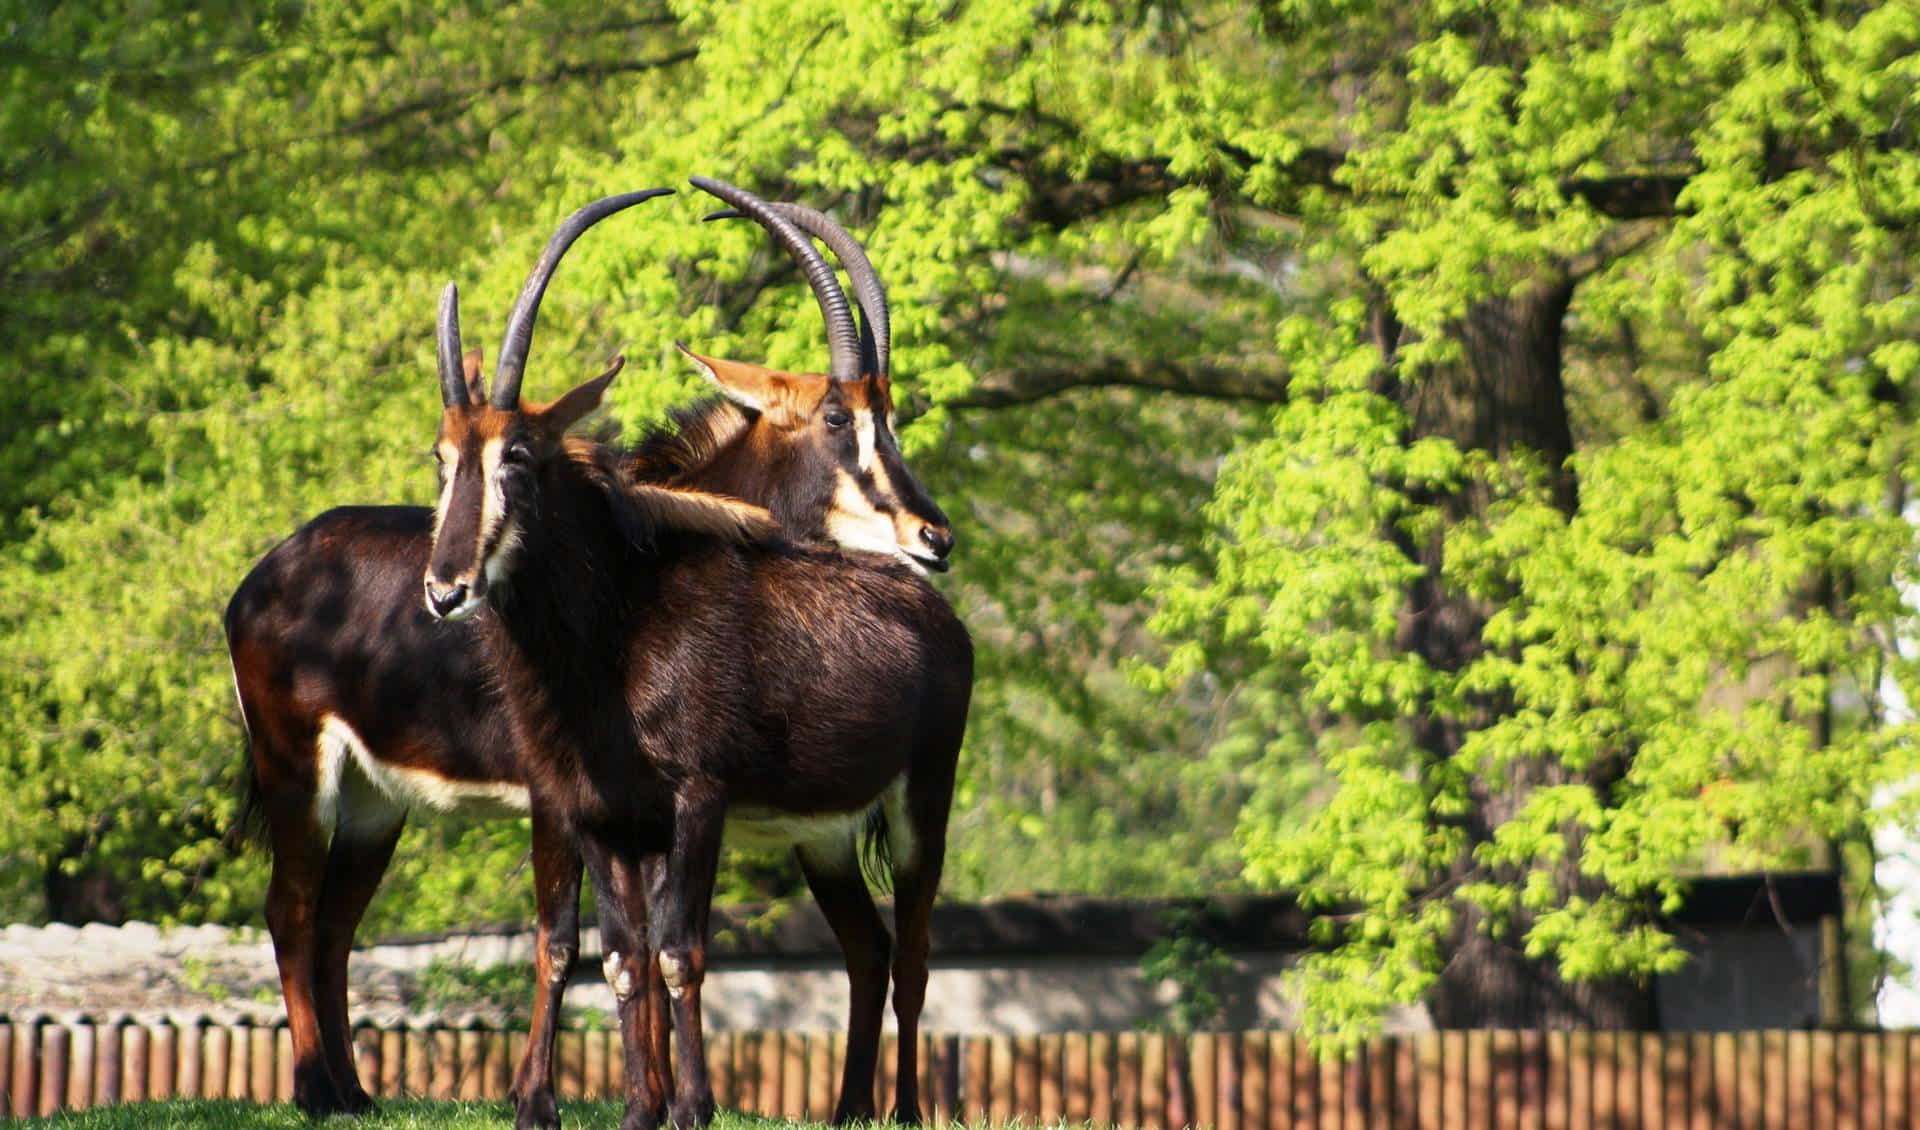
229;731;269;852
859;804;893;895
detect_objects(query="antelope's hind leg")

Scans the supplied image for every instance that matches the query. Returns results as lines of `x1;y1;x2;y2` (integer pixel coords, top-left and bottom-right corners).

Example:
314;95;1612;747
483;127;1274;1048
312;812;404;1114
256;735;361;1117
796;839;890;1125
887;766;958;1125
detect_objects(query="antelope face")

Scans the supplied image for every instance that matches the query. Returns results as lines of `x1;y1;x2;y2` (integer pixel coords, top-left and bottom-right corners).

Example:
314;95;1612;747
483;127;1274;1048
424;407;522;621
830;373;954;574
421;189;670;621
683;349;955;574
423;361;620;621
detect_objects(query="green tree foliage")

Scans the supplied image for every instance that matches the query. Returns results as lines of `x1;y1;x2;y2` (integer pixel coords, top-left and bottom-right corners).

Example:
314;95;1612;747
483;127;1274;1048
0;0;1261;933
4;0;1918;1038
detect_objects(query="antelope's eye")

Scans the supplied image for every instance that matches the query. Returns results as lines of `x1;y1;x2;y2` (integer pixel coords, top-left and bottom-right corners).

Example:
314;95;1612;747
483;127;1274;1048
824;408;853;430
502;443;533;465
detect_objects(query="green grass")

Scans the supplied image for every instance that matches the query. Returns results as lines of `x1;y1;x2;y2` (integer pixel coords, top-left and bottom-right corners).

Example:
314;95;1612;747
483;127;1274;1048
14;1099;817;1130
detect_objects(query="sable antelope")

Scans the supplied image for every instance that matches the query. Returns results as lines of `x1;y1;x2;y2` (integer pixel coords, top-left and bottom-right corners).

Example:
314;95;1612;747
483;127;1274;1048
420;178;971;1130
226;186;954;1124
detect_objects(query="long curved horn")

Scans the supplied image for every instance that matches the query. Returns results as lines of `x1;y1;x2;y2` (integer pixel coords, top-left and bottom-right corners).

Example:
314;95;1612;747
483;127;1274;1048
706;202;889;379
492;187;675;409
688;177;861;382
437;282;468;407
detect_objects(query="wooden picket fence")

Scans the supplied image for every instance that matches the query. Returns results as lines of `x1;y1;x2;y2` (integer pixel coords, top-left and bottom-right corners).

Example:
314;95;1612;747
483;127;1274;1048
4;1023;1920;1126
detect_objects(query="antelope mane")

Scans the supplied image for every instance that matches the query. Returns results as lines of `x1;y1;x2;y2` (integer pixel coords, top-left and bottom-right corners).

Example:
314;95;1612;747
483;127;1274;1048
562;436;778;549
623;397;753;484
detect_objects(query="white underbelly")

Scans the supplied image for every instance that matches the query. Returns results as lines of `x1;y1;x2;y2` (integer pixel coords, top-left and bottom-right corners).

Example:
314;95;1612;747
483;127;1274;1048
722;776;907;855
317;714;531;833
722;807;869;852
316;715;909;864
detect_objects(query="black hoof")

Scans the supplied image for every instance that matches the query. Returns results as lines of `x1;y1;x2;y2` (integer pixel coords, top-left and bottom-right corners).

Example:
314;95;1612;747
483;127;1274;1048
668;1096;715;1130
294;1067;360;1119
516;1088;561;1130
293;1095;340;1119
339;1087;378;1116
619;1104;663;1130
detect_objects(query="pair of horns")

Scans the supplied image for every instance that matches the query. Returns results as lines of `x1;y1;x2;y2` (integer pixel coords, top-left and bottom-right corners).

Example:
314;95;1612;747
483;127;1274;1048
439;179;891;411
690;178;891;382
439;188;674;409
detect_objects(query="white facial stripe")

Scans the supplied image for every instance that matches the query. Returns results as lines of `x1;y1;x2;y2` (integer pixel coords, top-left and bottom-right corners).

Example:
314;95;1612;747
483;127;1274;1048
431;442;458;542
826;471;910;563
855;407;877;472
478;436;505;565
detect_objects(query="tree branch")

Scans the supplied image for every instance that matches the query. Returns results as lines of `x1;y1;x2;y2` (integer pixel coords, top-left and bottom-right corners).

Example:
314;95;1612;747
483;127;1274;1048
1559;175;1694;219
934;355;1290;413
331;49;699;138
999;136;1698;227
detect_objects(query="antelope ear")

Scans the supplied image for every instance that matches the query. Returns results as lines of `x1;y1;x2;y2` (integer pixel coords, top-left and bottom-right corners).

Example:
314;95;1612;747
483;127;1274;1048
629;483;781;544
462;348;486;405
677;345;823;428
543;355;625;433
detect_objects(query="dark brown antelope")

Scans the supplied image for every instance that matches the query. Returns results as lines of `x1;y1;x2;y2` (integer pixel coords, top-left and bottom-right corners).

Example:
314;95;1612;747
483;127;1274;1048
226;186;954;1127
419;178;971;1130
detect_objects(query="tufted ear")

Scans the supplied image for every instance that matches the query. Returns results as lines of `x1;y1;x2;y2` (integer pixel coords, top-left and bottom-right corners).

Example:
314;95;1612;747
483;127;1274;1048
677;344;826;429
539;355;625;434
462;348;486;405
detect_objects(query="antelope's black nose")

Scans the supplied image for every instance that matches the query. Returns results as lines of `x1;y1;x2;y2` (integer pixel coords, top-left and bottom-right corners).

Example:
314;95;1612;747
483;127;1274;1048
920;526;955;560
425;580;469;619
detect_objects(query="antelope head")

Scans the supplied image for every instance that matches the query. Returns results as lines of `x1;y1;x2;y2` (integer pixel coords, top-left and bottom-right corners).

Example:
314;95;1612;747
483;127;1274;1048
686;177;955;574
423;189;772;621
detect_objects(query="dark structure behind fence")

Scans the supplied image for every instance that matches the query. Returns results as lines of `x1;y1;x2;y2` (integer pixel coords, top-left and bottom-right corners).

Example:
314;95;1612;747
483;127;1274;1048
4;1021;1920;1126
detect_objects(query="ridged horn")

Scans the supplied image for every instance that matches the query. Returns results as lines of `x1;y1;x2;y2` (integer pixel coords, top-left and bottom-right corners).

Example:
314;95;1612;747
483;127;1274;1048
688;177;860;382
491;187;674;409
706;202;889;379
437;282;468;407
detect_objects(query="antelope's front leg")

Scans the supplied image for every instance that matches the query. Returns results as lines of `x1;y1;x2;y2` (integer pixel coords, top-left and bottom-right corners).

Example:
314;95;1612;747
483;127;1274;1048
511;808;583;1130
651;791;726;1130
579;838;666;1130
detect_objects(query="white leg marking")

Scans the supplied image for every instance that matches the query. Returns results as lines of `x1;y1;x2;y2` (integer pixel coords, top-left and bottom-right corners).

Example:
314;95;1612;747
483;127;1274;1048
603;951;636;1001
547;942;576;985
659;952;690;1001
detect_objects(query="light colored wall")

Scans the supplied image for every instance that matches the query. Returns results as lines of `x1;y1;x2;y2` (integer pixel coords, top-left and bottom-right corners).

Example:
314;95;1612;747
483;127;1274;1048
364;923;1821;1034
561;953;1435;1035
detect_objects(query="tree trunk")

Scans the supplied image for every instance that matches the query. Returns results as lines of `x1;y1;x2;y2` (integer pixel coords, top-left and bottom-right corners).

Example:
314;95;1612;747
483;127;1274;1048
1391;279;1656;1028
44;844;127;925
